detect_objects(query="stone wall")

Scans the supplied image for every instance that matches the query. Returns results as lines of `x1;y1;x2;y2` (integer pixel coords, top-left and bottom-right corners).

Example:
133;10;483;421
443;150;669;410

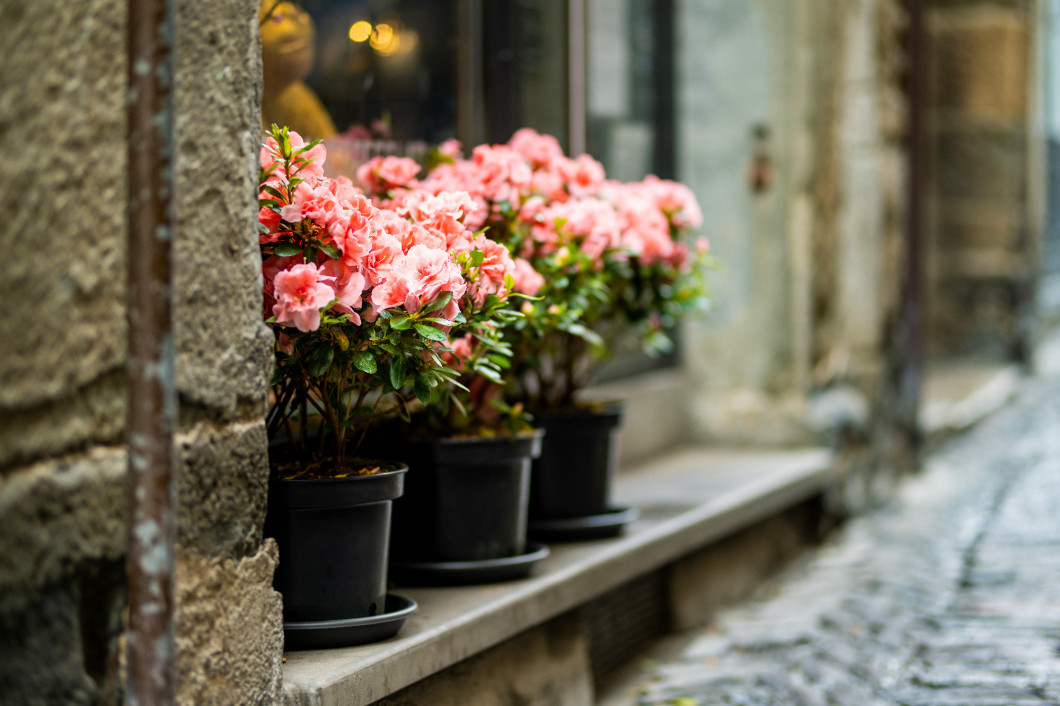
0;1;283;703
676;0;911;466
925;0;1034;359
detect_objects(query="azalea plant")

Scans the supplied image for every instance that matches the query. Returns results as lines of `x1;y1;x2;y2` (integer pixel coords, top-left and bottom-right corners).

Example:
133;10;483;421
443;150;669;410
406;128;714;410
354;154;540;435
259;126;520;476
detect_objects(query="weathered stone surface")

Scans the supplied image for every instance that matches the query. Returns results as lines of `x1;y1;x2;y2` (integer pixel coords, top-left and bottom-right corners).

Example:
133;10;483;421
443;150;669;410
0;448;127;616
177;420;270;558
0;0;128;467
0;1;280;702
375;612;593;706
175;0;273;422
934;128;1026;200
937;201;1021;249
0;561;126;706
0;372;126;473
929;8;1027;122
175;542;283;706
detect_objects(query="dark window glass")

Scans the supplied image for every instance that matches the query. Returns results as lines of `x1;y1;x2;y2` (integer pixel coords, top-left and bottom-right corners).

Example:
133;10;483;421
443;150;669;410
587;0;679;379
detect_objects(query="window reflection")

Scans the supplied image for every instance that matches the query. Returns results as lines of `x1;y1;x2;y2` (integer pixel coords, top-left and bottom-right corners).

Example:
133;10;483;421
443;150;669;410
261;1;458;176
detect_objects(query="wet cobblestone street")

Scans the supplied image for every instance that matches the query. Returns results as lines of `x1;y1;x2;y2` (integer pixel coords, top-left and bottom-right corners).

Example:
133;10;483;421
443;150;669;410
613;373;1060;706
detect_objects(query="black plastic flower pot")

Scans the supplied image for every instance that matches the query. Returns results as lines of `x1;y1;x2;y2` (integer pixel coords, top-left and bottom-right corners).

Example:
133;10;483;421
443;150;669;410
265;464;406;624
389;431;544;563
528;402;625;520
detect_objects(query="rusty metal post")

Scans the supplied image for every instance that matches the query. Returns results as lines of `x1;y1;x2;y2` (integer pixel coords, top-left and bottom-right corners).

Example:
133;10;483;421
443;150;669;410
896;0;926;460
125;0;178;702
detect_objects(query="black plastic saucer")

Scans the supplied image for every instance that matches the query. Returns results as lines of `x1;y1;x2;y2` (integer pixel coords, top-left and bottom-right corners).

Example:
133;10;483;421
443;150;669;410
283;593;417;651
391;542;550;586
528;506;639;542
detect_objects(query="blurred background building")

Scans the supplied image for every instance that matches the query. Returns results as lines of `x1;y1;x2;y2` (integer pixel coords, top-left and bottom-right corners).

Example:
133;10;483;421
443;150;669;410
1;0;1055;703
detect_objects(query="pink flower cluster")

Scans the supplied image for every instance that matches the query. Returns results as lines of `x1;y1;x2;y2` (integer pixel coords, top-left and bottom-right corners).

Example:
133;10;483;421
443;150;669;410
260;133;517;333
388;128;707;271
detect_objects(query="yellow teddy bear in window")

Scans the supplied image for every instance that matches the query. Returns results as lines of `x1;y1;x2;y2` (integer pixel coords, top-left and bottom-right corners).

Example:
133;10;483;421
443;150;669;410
260;1;337;139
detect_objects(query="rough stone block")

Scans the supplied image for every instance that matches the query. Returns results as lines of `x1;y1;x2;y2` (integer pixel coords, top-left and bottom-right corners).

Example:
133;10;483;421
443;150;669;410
0;372;125;473
0;562;126;706
936;201;1022;249
375;612;594;706
0;448;127;616
933;128;1026;199
175;0;272;421
929;8;1028;122
177;420;270;558
175;542;283;706
0;0;128;464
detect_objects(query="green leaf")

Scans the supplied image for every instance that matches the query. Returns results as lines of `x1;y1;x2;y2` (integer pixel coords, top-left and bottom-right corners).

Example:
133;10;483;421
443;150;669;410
269;367;287;387
487;355;511;369
477;366;504;384
260;183;287;201
390;315;413;331
420;291;453;314
414;375;435;405
293;137;324;155
350;350;376;374
566;323;605;348
414;324;448;342
319;243;342;260
468;250;485;267
272;243;303;257
389;355;407;389
306;345;334;377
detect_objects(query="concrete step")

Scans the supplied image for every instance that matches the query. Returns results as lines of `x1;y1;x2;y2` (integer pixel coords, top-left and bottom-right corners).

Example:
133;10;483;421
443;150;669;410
281;447;834;706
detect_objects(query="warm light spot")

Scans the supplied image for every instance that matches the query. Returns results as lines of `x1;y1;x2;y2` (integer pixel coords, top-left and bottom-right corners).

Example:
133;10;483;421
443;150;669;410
401;30;419;53
373;23;394;44
370;23;400;55
348;20;371;42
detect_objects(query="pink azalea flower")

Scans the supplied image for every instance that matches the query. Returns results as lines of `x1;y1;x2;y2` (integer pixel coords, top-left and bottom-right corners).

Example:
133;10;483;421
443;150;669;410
508;128;564;168
558;154;606;197
369;274;411;312
473;235;516;293
442;334;475;371
272;262;336;332
402;244;467;304
357;156;422;193
438;139;463;159
360;230;403;288
511;257;544;296
321;260;366;323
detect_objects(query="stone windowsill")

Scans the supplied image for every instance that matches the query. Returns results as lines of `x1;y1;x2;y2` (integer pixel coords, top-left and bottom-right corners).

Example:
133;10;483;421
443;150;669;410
281;446;834;706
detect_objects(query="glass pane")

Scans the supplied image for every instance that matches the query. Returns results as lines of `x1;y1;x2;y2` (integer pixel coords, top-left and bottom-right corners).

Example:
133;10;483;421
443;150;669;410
261;1;460;149
587;0;672;180
587;0;679;379
483;0;570;148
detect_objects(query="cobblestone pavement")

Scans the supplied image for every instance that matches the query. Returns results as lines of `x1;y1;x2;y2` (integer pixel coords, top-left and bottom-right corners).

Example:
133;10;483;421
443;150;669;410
613;374;1060;705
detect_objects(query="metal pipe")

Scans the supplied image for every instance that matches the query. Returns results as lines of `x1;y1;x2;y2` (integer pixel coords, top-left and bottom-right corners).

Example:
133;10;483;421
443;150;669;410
125;0;178;702
567;0;586;156
898;0;926;457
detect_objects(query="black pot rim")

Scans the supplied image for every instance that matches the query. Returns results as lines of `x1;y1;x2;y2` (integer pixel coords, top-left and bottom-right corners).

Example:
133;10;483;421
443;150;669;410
406;428;544;445
270;463;407;509
530;401;625;428
273;463;407;484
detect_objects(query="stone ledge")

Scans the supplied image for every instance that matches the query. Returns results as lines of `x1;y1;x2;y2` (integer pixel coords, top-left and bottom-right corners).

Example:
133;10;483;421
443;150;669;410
920;361;1020;439
280;447;834;706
